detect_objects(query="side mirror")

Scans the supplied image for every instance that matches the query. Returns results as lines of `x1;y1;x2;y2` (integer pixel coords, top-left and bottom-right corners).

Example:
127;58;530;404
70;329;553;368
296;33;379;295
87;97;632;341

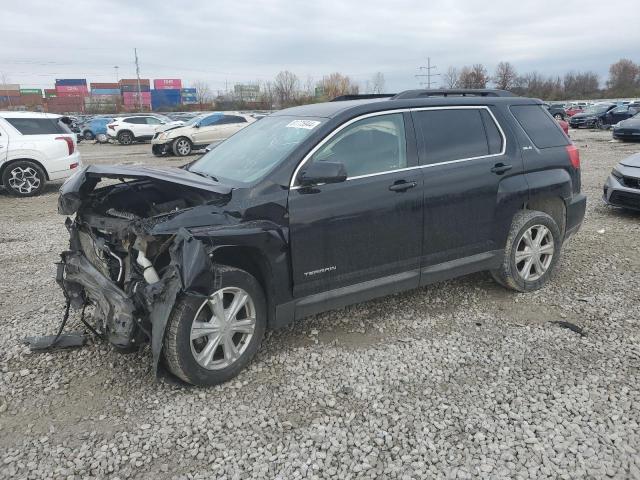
299;161;347;186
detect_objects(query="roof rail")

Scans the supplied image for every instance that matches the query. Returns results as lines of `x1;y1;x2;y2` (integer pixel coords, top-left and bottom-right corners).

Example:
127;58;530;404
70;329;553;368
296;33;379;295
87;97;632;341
330;94;395;102
391;89;516;99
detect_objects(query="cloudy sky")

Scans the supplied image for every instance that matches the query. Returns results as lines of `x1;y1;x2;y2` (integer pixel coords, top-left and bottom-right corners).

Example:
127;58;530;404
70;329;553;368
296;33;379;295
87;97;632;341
1;0;638;93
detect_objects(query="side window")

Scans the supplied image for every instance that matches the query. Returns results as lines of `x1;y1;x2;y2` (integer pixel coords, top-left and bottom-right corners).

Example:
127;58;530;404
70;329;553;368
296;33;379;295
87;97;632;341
510;105;569;149
412;109;491;165
221;115;247;124
5;118;66;135
124;117;144;124
480;110;504;155
199;115;222;127
146;117;162;125
310;113;407;178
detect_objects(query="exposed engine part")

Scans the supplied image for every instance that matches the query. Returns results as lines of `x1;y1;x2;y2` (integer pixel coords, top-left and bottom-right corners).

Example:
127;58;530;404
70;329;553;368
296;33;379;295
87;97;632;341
106;208;140;220
136;250;160;284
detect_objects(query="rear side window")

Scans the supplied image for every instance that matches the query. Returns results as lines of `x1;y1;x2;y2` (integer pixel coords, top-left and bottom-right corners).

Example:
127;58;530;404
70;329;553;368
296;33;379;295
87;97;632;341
480;110;503;154
510;105;569;149
413;109;495;165
124;117;145;124
6;118;66;135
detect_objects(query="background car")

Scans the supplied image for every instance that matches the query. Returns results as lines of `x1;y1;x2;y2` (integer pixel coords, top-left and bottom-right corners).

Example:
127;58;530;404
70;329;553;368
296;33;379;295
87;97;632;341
565;105;583;116
569;103;616;129
151;112;255;156
80;117;113;141
0;111;81;196
545;103;567;120
603;152;640;210
612;113;640;142
107;115;181;145
604;103;640;125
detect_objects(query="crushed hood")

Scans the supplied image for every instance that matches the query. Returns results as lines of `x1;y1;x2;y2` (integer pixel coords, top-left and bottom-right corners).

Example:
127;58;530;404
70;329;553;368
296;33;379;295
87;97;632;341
619;153;640;169
617;117;640;129
58;164;232;215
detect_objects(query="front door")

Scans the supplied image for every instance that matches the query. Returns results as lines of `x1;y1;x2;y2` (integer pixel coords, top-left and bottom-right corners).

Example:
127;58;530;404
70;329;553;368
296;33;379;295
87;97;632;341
288;112;423;298
412;107;523;269
0;123;8;165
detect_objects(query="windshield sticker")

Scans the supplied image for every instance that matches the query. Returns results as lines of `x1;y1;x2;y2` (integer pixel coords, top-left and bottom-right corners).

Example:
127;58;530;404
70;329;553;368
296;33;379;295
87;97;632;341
286;120;321;130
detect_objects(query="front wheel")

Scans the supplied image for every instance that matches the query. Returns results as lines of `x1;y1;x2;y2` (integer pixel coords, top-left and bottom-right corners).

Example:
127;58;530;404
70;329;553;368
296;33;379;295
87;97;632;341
163;266;266;386
554;113;564;120
83;130;95;141
172;137;193;156
491;210;561;292
2;160;46;197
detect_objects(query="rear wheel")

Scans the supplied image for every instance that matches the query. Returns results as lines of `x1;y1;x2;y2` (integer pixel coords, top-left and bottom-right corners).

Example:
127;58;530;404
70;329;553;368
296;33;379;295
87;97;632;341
163;266;266;386
553;113;564;120
172;137;192;156
2;160;46;197
117;130;134;145
491;210;561;292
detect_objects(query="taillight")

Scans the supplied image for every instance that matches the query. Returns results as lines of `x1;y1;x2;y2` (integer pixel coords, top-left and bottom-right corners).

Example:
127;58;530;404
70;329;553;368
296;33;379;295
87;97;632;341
566;144;580;169
55;136;74;156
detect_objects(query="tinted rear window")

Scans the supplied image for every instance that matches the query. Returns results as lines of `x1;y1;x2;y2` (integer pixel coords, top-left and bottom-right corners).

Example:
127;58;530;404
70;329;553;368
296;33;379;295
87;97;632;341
6;117;66;135
413;109;495;165
510;105;569;149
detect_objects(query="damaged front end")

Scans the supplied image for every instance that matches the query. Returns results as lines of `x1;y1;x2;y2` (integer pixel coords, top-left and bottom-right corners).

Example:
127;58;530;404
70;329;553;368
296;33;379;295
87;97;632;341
56;165;230;370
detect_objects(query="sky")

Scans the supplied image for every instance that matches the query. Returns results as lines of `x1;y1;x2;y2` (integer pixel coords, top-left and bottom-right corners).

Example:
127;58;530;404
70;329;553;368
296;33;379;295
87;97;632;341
1;0;638;93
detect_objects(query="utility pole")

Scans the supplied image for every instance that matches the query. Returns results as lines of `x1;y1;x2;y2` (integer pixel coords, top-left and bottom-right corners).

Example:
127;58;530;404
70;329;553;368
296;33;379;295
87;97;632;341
416;57;440;89
134;48;142;111
114;66;119;82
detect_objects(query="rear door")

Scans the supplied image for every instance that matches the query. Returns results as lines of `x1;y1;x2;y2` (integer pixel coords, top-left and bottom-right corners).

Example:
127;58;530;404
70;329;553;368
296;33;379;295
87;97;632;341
191;114;223;145
412;107;523;271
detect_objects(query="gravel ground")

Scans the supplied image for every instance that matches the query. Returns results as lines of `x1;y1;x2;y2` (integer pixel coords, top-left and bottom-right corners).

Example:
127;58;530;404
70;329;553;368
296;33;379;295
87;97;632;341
1;130;639;479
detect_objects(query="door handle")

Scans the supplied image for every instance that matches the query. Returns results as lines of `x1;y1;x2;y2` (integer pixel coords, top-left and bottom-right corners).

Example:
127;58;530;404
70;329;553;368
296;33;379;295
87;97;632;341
388;180;417;192
490;163;512;175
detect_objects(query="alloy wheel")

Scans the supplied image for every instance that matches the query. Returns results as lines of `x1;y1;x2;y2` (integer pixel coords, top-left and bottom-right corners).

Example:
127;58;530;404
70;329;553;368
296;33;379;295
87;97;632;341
176;139;191;156
514;224;554;281
190;287;256;370
8;166;41;194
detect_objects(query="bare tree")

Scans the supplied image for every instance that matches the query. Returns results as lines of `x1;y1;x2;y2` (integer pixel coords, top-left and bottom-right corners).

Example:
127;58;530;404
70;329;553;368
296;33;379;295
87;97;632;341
564;71;600;99
607;59;640;97
274;71;299;107
493;61;517;90
318;73;359;100
458;64;488;89
193;81;212;107
442;66;459;89
371;72;385;94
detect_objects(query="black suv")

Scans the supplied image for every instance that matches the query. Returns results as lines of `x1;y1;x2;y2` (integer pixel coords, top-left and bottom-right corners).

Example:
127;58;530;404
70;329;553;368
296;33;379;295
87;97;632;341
57;89;586;386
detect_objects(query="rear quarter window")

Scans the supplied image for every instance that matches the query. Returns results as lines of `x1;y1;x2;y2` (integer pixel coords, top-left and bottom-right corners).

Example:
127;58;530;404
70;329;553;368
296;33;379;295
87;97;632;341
510;105;569;149
6;117;66;135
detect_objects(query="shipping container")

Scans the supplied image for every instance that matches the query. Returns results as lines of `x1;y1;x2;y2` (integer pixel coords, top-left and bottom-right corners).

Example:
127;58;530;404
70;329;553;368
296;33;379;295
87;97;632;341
90;82;120;89
0;89;21;97
20;88;43;96
55;79;87;86
120;84;151;93
0;83;20;91
89;94;121;101
154;79;182;90
123;91;151;105
44;89;57;98
181;87;196;94
151;89;181;109
91;88;121;95
56;85;89;94
119;78;150;86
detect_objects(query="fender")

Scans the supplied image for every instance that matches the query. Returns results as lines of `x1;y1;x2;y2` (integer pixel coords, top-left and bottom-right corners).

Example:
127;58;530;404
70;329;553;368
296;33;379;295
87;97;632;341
524;168;573;201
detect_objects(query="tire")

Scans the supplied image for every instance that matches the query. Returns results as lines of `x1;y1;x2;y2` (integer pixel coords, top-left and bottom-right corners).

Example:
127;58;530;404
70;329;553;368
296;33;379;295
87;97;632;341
172;137;192;156
83;130;95;141
163;266;267;386
554;113;564;120
96;133;108;144
491;210;562;292
2;160;46;197
117;130;134;145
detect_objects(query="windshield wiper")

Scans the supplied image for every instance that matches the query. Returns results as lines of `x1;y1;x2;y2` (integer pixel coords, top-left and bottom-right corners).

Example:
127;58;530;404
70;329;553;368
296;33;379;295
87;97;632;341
189;170;219;182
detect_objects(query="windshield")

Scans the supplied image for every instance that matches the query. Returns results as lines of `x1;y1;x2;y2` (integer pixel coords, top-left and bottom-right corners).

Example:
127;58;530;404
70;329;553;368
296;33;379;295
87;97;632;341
184;113;216;126
188;115;326;184
583;104;612;115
